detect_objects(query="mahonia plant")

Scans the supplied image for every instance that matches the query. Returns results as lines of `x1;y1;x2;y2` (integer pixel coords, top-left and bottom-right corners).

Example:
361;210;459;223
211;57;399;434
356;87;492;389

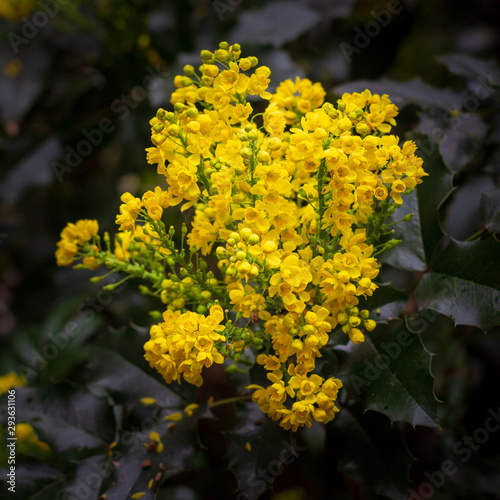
56;41;427;432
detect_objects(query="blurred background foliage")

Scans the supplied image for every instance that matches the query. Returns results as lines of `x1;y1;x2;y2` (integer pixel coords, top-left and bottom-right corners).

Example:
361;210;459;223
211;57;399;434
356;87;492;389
0;0;500;499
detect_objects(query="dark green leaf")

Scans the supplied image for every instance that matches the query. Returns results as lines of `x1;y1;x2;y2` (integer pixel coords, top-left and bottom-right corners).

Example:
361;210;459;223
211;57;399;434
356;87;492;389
416;111;488;171
342;320;439;428
83;346;184;411
1;462;64;500
416;238;500;331
412;137;454;266
229;2;321;48
0;137;63;204
480;189;500;232
101;405;209;500
7;385;114;453
333;77;464;110
327;404;413;500
382;189;426;271
437;53;500;84
0;43;50;124
58;454;110;500
382;138;453;270
225;403;296;500
363;284;408;324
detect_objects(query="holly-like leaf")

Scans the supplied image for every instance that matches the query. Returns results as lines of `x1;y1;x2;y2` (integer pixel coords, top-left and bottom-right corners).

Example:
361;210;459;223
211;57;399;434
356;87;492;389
229;1;321;48
341;320;439;428
416;238;500;331
415;112;488;172
101;405;210;500
382;189;427;272
333;77;464;110
480;189;500;232
83;346;184;412
437;53;500;85
362;284;408;324
382;138;454;271
58;454;110;500
327;404;413;500
225;403;298;500
3;385;115;454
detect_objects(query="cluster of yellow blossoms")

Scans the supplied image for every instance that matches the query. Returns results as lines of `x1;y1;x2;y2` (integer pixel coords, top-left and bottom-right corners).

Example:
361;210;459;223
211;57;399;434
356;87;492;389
56;42;427;431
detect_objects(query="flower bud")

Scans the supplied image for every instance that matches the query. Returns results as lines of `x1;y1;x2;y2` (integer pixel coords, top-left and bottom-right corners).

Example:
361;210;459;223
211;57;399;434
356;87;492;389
240;147;253;159
257;150;270;164
167;124;180;137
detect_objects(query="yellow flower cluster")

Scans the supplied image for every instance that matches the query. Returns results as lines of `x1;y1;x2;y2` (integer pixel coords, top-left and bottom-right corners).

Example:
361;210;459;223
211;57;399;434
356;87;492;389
144;305;226;387
55;219;99;267
55;41;427;431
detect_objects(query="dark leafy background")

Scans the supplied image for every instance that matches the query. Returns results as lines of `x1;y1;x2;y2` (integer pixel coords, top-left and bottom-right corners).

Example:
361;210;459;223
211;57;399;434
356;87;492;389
1;1;500;499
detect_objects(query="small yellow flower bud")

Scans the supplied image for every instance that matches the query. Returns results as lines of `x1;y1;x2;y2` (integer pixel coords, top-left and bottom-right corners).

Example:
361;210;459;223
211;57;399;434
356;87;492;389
200;50;213;62
248;234;260;245
186;107;198;118
356;122;370;135
156;108;167;120
240;227;252;241
360;309;370;319
262;240;277;253
268;137;282;151
204;64;219;77
349;316;361;327
338;312;349;324
239;58;252;71
364;319;376;331
229;232;240;243
247;130;259;141
215;49;229;61
349;328;365;344
183;64;195;76
167;124;180;136
257;150;270;164
240;147;253;159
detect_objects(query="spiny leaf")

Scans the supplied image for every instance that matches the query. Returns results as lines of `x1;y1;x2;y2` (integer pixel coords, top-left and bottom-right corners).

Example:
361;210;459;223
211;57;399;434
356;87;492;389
327;404;413;500
225;402;299;500
228;1;321;48
101;405;210;500
341;320;439;428
416;238;500;331
383;139;454;270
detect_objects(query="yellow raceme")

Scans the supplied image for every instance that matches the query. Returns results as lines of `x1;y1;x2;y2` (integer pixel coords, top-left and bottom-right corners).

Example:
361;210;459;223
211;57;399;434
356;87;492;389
55;41;427;431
